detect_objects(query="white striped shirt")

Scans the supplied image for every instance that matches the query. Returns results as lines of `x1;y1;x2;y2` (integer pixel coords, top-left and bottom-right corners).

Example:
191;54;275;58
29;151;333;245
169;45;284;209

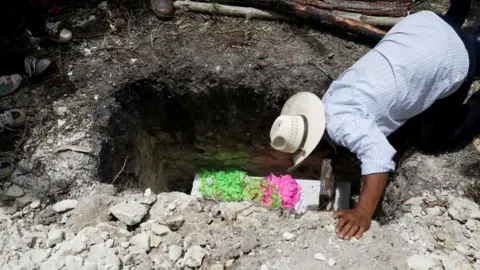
322;11;470;175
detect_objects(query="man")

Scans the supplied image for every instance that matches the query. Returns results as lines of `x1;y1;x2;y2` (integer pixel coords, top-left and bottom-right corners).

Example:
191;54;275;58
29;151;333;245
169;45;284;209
151;0;174;18
269;1;480;240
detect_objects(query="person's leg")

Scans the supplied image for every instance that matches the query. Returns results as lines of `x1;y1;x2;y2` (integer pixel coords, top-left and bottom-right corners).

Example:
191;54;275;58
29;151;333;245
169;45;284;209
0;38;29;74
445;0;471;27
413;83;479;152
0;38;51;77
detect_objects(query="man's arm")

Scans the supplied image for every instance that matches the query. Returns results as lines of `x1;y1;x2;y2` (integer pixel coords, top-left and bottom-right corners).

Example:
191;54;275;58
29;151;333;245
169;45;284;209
333;173;388;240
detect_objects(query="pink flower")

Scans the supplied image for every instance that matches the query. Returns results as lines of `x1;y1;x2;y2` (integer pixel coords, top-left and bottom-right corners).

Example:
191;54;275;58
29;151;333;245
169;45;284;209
262;173;301;208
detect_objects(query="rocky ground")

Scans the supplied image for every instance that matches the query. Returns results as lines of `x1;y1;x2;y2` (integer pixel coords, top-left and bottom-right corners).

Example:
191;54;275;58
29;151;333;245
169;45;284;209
1;187;480;270
0;0;480;269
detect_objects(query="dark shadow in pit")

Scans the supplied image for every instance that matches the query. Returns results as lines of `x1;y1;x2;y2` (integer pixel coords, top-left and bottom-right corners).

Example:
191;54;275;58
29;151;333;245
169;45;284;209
98;75;330;193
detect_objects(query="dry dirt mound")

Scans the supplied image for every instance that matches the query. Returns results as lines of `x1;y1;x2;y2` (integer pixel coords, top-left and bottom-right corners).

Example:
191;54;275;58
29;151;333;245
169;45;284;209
1;190;480;270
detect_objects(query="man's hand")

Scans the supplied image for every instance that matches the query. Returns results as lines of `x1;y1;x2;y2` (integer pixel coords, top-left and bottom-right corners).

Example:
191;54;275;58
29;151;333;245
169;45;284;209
333;172;389;240
333;207;372;240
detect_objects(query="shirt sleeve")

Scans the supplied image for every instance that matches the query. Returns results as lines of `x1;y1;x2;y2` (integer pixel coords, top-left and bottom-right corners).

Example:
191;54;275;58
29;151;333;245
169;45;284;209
325;108;397;176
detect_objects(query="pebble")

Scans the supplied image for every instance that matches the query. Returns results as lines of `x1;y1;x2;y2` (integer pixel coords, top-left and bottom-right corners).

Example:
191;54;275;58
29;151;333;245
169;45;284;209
411;205;423;217
209;263;225;270
314;253;327;261
184;245;207;268
137;195;157;205
407;254;439;270
131;232;151;252
52;199;78;213
434;231;447;242
30;249;51;263
455;245;473;257
328;258;335;266
151;223;171;236
4;185;24;199
14;195;33;209
168;245;183;262
166;215;185;231
105;239;115;248
225;259;234;269
426;207;441;217
30;200;41;209
405;197;425;206
465;220;478;232
109;201;149;226
260;265;269;270
47;228;65;247
448;198;480;223
282;232;296;241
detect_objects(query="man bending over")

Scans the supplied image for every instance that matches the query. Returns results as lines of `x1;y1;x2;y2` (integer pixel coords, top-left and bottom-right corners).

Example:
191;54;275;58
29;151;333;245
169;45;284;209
269;0;480;240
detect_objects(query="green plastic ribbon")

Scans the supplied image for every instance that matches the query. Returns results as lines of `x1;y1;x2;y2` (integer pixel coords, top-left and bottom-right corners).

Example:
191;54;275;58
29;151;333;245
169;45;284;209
198;169;284;208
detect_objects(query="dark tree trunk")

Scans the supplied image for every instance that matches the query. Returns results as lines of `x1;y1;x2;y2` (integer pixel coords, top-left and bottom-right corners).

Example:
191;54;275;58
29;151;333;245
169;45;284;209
195;0;413;40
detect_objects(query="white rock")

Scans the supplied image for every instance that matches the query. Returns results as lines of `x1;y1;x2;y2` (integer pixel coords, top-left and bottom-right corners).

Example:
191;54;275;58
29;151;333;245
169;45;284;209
448;198;480;223
105;239;115;248
411;205;423;217
109;201;148;226
31;249;51;264
144;188;152;197
39;256;65;270
184;245;207;268
52;199;78;213
465;220;478;232
314;253;326;261
151;223;171;236
4;185;24;199
166;215;185;231
105;250;121;270
225;259;234;269
64;255;83;270
260;265;269;270
47;228;65;247
132;232;151;252
426;207;441;217
405;197;425;206
474;251;480;260
14;195;33;209
30;200;41;209
137;195;157;205
455;245;473;257
328;258;335;266
168;245;183;262
407;254;439;270
282;232;296;241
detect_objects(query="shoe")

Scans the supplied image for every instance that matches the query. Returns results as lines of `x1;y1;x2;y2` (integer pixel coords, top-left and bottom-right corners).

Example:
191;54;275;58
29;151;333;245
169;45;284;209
0;75;22;98
151;0;174;18
0;109;26;132
45;21;72;43
24;56;51;77
0;159;14;180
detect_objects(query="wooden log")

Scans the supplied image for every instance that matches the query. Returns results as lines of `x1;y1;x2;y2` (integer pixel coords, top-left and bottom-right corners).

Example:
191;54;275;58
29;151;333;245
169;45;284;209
175;1;403;27
196;0;412;16
182;0;390;39
319;158;334;211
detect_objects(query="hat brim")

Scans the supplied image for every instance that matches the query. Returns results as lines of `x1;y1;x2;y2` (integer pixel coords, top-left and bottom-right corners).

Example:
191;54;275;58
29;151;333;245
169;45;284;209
280;92;326;172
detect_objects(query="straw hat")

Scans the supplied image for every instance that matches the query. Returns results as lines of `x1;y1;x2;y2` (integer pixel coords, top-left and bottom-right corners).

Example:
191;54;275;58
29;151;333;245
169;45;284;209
270;92;326;172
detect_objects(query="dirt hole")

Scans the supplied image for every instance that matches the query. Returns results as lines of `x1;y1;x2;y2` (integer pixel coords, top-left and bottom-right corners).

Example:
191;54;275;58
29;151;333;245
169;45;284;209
97;78;327;193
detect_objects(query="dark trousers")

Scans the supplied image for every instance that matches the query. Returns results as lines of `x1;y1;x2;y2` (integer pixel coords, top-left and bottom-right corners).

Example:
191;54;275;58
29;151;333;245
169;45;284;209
0;0;48;75
402;0;480;153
